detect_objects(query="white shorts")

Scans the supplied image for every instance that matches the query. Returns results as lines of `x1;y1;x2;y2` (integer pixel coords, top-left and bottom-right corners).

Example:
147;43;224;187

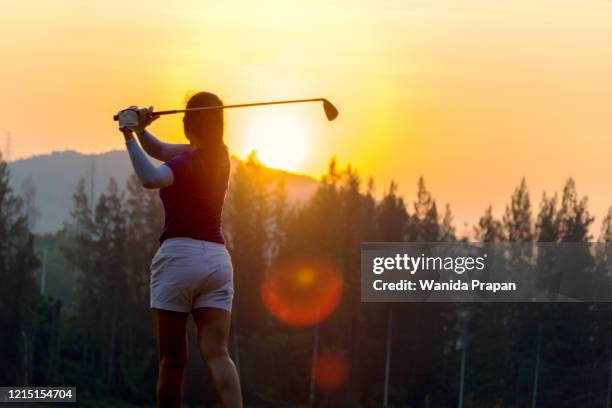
150;237;234;313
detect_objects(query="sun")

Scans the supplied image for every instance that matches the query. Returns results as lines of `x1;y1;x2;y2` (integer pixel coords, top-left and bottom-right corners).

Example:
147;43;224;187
240;111;310;171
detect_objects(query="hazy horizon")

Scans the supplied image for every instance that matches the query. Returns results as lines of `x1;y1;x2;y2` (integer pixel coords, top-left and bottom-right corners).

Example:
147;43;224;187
6;147;612;238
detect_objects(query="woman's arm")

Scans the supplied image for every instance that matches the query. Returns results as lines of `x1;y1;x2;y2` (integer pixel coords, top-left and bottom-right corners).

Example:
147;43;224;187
136;130;191;162
123;130;174;189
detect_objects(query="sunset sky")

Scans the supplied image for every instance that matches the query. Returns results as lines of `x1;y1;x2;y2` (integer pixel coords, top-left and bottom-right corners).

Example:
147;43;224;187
1;0;612;232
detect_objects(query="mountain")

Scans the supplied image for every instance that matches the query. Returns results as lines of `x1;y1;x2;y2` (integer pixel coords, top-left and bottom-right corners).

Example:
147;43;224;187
8;150;318;234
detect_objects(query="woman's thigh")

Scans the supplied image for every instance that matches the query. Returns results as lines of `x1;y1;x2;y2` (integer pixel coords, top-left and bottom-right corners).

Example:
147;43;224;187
152;309;189;365
192;307;231;357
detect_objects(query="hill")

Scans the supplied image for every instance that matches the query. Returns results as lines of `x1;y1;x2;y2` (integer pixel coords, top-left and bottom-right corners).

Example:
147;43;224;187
8;150;318;233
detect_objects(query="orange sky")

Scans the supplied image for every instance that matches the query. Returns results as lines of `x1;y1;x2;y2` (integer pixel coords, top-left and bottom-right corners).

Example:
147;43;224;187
1;0;611;233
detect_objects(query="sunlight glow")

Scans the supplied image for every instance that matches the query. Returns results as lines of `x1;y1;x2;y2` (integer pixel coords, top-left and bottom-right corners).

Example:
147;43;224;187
4;1;612;231
240;111;310;171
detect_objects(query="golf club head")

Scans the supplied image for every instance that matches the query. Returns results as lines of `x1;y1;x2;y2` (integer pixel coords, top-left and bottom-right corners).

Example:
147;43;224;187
322;99;339;121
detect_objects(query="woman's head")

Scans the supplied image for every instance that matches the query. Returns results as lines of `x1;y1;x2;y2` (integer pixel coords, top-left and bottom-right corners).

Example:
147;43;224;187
183;92;225;148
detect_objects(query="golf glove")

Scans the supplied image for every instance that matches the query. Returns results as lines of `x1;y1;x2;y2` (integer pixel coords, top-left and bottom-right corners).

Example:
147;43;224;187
117;106;157;133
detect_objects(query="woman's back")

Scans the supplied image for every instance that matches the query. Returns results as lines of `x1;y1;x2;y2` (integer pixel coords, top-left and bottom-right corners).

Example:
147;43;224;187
159;146;230;244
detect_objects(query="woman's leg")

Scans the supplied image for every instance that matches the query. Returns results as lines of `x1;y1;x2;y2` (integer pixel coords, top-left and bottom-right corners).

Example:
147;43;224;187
192;307;243;408
152;309;189;408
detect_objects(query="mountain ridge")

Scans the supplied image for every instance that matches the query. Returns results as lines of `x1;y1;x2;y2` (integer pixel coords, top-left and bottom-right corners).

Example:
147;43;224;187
7;150;318;233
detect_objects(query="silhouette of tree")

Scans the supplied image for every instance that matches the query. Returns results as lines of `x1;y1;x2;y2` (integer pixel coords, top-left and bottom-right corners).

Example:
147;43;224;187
474;206;504;242
440;204;456;242
503;178;533;241
558;178;594;242
375;181;409;241
409;177;440;241
536;192;561;242
0;154;40;385
1;155;611;407
599;206;612;242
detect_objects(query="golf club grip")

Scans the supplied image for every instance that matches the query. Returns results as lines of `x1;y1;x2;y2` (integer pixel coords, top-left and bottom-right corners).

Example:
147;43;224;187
113;110;178;121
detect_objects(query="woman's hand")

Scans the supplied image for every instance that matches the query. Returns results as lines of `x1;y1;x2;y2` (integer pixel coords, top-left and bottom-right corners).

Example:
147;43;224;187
134;106;158;134
117;106;158;134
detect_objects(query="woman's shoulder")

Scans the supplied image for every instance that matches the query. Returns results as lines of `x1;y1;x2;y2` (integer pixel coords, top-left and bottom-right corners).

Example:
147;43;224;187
194;144;229;160
165;149;192;166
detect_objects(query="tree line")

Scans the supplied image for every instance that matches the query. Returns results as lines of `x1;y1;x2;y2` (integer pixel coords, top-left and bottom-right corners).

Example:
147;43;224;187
0;152;611;407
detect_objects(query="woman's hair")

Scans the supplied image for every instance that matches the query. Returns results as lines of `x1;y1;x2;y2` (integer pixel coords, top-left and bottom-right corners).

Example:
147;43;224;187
183;91;225;149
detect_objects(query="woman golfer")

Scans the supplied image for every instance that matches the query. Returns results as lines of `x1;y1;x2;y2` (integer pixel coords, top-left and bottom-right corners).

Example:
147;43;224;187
117;92;242;408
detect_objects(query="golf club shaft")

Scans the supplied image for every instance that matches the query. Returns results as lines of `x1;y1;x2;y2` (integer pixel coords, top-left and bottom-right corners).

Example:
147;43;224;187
113;98;324;120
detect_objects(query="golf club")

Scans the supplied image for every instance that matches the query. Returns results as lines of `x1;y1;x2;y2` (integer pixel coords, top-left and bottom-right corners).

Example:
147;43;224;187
113;98;339;122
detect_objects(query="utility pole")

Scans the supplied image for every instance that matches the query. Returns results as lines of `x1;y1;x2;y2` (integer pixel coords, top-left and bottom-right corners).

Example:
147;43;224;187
606;343;611;408
531;325;542;408
457;312;469;408
383;309;393;407
22;331;27;386
309;312;321;406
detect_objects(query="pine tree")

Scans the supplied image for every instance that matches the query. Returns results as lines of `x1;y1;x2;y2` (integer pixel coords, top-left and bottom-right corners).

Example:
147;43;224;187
557;178;594;242
93;179;128;389
0;155;40;385
122;174;162;399
61;178;135;396
599;206;612;242
409;177;440;241
61;179;97;372
534;180;595;301
474;206;504;242
375;181;408;241
439;204;456;242
535;192;561;242
503;178;533;241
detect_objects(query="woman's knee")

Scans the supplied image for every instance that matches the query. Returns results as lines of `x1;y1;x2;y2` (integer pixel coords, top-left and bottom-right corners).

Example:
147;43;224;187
199;340;229;362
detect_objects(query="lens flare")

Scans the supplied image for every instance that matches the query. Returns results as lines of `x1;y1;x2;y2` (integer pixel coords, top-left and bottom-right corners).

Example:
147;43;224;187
314;351;348;390
260;258;342;326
